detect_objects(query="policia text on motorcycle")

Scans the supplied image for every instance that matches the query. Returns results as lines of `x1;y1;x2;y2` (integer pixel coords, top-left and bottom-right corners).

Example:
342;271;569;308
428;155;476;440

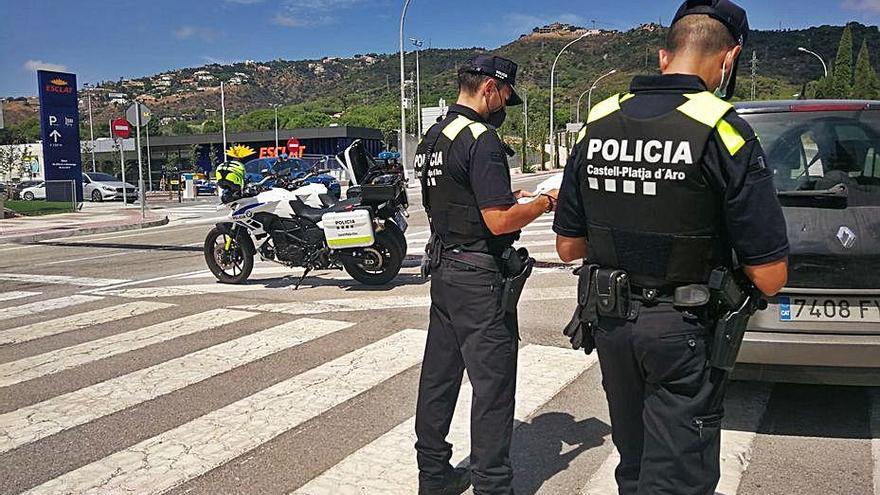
413;55;559;495
554;1;789;494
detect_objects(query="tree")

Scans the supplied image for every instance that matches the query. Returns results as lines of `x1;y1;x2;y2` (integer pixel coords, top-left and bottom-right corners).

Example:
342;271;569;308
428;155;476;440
189;144;202;172
202;120;221;133
171;121;193;136
852;40;880;99
830;25;854;98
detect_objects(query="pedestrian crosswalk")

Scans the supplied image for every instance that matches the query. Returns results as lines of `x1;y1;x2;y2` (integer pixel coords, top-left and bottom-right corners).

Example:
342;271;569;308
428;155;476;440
0;291;875;495
161;203;226;222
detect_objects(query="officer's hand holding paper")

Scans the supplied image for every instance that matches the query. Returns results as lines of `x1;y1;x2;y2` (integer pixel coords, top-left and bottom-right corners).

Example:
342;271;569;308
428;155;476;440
517;172;564;204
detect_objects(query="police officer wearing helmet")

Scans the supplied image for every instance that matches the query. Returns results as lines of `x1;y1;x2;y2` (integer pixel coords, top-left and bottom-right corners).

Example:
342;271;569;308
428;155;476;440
414;54;559;495
215;160;247;203
554;1;789;493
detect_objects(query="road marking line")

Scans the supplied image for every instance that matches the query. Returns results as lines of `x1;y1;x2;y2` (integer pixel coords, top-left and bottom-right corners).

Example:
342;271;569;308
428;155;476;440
45;224;197;244
0;291;41;303
871;389;880;495
0;295;103;324
0;273;127;287
178;265;350;281
0;301;175;346
715;383;772;495
580;383;772;495
0;317;353;454
42;251;139;266
236;287;575;316
80;270;218;295
0;309;256;388
23;329;426;495
581;447;619;495
295;345;596;494
93;283;270;298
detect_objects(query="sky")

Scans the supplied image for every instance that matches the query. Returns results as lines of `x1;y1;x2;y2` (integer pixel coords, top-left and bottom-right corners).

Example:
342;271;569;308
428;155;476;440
1;0;878;96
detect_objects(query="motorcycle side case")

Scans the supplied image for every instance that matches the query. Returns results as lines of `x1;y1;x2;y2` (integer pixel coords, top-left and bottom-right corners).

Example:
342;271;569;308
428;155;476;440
323;210;375;250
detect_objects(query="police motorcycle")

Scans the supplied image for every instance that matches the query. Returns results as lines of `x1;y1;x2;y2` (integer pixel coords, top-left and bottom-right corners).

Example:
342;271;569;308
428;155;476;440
203;140;409;287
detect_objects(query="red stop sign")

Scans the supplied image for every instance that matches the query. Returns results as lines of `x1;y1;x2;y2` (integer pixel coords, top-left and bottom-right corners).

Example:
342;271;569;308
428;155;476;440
287;138;300;154
112;118;132;139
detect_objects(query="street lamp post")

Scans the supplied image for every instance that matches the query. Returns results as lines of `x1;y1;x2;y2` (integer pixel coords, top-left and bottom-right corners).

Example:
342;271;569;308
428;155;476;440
399;0;413;180
576;69;618;123
220;81;228;157
86;93;96;172
411;37;424;138
798;47;828;78
550;32;589;168
272;103;282;155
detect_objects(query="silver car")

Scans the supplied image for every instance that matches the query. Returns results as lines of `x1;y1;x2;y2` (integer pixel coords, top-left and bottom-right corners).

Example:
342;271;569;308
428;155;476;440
82;172;138;202
733;100;880;386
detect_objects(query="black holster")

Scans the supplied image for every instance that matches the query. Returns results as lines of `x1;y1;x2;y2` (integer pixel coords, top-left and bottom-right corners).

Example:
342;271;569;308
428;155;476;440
563;264;598;354
500;247;535;314
420;233;443;280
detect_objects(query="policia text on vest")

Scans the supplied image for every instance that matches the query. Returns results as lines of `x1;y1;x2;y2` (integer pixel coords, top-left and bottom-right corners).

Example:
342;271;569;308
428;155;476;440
553;1;790;494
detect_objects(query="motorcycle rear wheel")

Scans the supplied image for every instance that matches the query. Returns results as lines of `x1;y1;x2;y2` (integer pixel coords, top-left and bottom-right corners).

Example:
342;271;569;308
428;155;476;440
341;230;403;286
204;227;254;284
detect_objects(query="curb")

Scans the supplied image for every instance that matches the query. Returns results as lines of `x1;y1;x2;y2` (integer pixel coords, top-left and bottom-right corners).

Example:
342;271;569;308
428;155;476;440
6;216;170;244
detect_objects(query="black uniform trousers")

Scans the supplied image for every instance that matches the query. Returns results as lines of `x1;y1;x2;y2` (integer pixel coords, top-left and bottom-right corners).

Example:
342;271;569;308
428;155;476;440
415;259;519;495
594;305;722;495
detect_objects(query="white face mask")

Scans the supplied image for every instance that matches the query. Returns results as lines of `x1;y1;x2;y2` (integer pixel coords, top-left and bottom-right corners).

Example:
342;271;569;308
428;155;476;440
714;51;737;99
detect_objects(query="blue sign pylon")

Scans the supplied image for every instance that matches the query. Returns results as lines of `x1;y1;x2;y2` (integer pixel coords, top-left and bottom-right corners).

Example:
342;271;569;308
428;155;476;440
38;70;82;202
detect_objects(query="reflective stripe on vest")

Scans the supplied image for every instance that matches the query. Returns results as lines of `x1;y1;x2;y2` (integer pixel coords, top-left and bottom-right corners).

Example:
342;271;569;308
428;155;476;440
676;92;746;156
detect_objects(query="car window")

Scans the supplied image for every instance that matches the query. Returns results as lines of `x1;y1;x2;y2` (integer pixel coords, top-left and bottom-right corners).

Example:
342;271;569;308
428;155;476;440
745;110;880;207
87;173;117;182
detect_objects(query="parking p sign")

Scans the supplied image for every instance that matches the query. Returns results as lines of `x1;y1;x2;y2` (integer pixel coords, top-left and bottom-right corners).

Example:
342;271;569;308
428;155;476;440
38;70;82;202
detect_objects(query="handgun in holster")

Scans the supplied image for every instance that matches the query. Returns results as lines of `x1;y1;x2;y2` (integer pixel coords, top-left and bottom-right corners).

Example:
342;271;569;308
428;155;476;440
499;247;535;314
563;264;599;354
707;267;766;373
420;233;443;280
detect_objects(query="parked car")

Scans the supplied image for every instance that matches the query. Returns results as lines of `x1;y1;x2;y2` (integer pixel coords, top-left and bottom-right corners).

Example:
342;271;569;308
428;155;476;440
733;100;880;385
195;180;217;196
20;182;46;201
12;180;43;200
82;172;138;202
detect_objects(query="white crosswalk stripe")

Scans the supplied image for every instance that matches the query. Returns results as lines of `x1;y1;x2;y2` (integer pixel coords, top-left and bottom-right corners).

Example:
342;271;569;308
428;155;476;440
0;291;41;303
0;295;103;324
93;283;271;298
0;318;353;454
296;346;596;494
23;329;427;495
235;287;575;315
0;301;174;346
0;273;128;287
0;309;256;387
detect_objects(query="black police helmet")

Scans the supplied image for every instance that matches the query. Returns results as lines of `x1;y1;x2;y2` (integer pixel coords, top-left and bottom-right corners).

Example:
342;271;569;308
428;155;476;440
460;54;523;106
672;0;750;100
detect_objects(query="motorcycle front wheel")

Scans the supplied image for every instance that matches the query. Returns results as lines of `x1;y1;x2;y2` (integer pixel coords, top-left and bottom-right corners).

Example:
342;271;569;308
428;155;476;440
341;230;404;286
204;227;254;284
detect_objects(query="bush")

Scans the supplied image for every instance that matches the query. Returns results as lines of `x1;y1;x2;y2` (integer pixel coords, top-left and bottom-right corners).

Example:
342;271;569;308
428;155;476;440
5;200;76;216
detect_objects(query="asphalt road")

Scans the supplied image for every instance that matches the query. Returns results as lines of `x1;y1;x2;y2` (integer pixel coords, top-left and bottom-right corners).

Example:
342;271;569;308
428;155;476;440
0;174;877;495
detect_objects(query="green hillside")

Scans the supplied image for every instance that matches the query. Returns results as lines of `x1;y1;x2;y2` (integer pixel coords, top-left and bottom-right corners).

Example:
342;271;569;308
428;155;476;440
1;21;878;148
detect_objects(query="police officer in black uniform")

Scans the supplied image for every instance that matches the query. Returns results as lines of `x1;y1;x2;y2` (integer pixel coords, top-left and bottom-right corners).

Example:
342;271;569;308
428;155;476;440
414;55;559;495
554;2;790;494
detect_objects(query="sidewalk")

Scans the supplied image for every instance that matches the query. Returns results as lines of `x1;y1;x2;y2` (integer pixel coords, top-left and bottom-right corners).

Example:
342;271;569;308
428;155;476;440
0;206;168;243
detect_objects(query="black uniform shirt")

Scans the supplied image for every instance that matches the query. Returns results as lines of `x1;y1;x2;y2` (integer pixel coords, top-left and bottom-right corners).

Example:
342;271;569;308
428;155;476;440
553;74;790;266
443;104;517;210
